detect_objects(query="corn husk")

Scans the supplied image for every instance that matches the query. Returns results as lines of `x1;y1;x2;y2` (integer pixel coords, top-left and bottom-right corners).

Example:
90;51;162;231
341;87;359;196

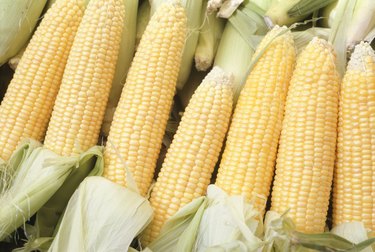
146;185;263;252
146;196;208;252
47;176;153;252
331;222;374;252
214;0;268;102
194;1;225;71
34;146;104;237
264;0;335;26
101;0;139;137
263;211;375;251
194;185;263;251
0;141;103;242
0;0;48;66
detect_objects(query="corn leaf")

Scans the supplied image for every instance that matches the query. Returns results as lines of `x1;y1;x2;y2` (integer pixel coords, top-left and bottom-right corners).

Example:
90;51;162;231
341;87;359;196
194;185;263;251
48;176;153;252
147;197;208;252
34;146;104;237
0;0;48;65
0;145;71;241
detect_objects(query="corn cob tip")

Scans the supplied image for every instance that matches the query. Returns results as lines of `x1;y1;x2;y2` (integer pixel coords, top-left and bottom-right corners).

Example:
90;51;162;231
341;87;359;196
206;66;234;89
310;37;335;53
347;41;375;71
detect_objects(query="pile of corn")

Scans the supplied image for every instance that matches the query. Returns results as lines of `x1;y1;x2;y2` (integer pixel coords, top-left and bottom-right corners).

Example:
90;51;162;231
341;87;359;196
0;0;374;251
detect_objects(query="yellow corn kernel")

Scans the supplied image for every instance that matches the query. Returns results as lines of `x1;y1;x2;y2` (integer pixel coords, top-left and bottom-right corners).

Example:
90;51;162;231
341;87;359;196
215;26;296;213
103;3;187;196
333;42;375;232
142;66;233;244
270;37;340;233
0;0;86;160
43;0;125;156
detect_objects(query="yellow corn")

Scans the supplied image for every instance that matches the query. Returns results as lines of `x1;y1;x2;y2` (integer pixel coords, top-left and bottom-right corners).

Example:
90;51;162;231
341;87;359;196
333;42;375;232
103;3;186;196
43;0;125;156
141;66;233;244
215;26;295;213
270;37;340;233
0;0;86;160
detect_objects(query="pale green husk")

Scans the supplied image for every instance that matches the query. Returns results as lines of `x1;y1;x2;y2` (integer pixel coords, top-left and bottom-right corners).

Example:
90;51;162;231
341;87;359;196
101;0;139;136
327;0;375;53
0;141;104;242
263;211;375;252
34;145;104;237
0;0;48;66
146;185;263;252
214;0;269;102
47;176;153;252
331;222;374;252
194;1;225;71
265;0;335;26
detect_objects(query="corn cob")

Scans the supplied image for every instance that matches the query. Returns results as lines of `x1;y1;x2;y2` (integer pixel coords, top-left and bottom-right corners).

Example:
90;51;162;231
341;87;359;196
270;37;340;233
43;0;125;156
0;0;86;161
103;3;187;196
333;42;375;231
215;26;296;213
142;66;233;244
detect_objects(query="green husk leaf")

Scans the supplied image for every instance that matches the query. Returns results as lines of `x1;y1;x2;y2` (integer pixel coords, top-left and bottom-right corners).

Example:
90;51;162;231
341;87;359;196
329;0;357;76
194;1;225;71
263;211;375;252
146;197;208;252
194;185;263;251
0;140;41;193
101;0;138;136
0;143;73;241
265;0;333;26
288;0;336;17
331;222;374;252
48;176;153;252
0;0;48;66
217;0;244;18
214;0;268;102
34;145;104;237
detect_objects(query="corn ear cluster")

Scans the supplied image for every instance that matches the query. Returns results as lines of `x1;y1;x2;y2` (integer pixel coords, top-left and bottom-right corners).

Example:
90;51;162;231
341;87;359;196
215;26;296;214
44;0;125;156
271;37;340;233
0;0;87;161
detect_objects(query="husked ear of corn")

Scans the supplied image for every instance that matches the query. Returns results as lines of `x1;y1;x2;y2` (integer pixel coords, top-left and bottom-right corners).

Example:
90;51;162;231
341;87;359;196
43;0;125;156
0;0;87;161
333;42;375;232
141;66;234;244
215;26;296;213
270;37;340;233
103;2;187;196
